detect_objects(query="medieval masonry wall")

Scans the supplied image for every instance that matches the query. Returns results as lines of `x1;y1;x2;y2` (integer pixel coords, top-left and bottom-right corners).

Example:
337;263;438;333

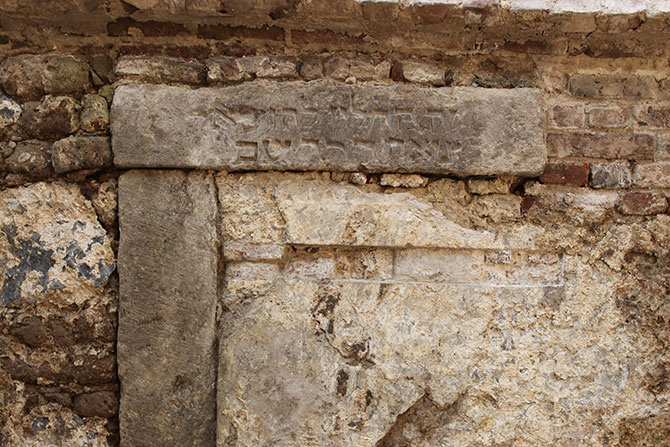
0;1;669;446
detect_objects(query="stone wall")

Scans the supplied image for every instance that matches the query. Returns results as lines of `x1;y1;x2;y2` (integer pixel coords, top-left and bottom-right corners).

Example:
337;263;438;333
0;1;669;446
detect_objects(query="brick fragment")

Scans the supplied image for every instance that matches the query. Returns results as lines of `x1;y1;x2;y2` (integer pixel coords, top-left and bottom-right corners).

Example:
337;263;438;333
588;105;628;128
632;162;670;188
590;161;632;188
547;132;654;160
52;136;112;174
197;24;284;41
618;190;668;215
549;104;585;128
539;161;589;186
568;74;657;98
634;104;670;128
0;55;90;101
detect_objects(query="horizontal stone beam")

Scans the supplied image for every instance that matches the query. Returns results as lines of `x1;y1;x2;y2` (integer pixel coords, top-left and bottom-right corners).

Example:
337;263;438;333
111;81;546;176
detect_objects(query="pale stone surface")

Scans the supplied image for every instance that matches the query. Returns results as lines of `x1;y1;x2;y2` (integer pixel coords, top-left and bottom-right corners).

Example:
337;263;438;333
216;175;670;447
111;82;546;176
0;182;114;306
274;179;500;248
117;170;218;447
0;92;21;129
380;173;428;188
633;161;670;188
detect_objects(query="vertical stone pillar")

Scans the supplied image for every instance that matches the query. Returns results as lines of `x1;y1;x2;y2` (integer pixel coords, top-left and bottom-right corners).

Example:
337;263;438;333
117;170;218;447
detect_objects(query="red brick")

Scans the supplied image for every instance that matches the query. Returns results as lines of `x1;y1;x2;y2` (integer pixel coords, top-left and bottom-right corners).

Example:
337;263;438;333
549;104;586;128
539;161;589;186
547;132;654;160
197;25;285;41
588;105;629;128
618;191;668;215
568;74;657;98
635;104;670;128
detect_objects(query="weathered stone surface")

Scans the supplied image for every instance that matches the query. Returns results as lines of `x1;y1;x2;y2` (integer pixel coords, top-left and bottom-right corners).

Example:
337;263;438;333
633;161;670;188
111;82;546;175
379;173;428;188
619;190;668;215
274;179;499;248
590;161;632;188
20;96;79;139
0;92;21;130
3;140;52;179
115;56;205;84
80;94;109;134
117;170;217;447
0;55;90;102
52;136;112;174
0;182;114;307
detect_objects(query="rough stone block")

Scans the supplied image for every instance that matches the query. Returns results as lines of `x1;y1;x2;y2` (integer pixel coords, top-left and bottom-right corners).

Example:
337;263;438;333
588;104;629;128
19;96;79;139
111;82;546;176
114;56;204;84
632;161;670;188
466;177;513;194
51;136;112;174
658;134;670;160
590;161;632;188
548;104;586;128
205;56;300;83
547;132;654;160
539;161;589;186
0;92;21;130
117;170;217;447
568;74;657;99
3;140;52;179
379;173;428;188
74;391;119;418
0;55;90;101
635;104;670;128
618;190;668;215
393;60;446;86
80;94;109;134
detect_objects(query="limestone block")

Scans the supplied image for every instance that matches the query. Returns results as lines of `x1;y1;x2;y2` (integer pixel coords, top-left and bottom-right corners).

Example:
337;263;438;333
117;170;218;447
112;81;546;176
0;182;114;307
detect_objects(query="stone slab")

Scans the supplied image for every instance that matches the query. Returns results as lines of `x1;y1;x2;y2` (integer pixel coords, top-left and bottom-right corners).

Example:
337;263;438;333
117;170;218;447
111;81;546;176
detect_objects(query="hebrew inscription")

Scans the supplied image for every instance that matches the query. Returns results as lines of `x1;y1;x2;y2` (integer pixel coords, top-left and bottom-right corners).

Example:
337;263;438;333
111;81;546;175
